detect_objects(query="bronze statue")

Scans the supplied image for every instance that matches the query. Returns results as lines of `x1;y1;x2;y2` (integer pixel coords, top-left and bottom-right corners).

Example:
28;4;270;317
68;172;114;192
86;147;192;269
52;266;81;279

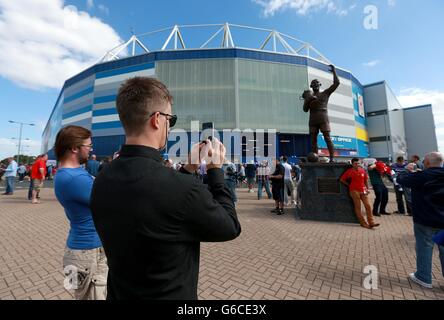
302;64;340;163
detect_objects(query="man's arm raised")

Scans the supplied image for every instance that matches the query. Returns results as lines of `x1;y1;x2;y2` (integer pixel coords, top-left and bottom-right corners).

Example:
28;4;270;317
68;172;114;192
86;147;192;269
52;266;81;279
324;65;340;96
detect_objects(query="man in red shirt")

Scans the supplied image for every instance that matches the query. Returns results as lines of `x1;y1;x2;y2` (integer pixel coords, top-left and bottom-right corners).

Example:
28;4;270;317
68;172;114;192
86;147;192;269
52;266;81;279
31;154;47;204
340;158;380;229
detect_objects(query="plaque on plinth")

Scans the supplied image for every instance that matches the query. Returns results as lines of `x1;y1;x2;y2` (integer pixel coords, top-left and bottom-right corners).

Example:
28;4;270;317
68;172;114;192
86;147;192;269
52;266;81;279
294;162;359;224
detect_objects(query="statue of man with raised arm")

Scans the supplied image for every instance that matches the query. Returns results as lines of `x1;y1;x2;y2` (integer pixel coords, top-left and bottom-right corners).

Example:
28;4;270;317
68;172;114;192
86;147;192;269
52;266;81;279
302;64;340;163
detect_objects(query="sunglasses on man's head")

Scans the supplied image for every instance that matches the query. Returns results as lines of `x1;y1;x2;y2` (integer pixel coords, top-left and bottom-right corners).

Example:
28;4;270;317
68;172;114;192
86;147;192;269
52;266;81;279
149;111;177;128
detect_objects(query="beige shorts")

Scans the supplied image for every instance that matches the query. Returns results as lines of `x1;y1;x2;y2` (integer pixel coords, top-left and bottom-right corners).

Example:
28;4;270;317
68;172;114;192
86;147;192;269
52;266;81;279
32;179;44;192
63;247;108;300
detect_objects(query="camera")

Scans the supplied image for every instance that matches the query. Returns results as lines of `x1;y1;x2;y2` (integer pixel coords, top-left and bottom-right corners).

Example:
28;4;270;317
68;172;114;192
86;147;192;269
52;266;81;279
202;122;215;143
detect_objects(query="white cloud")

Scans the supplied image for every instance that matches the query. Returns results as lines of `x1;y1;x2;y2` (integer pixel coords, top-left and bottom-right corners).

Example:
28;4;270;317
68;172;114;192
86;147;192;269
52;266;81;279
86;0;94;10
327;2;348;16
86;1;109;15
0;138;41;160
397;88;444;152
98;4;109;15
0;0;123;90
388;0;396;7
253;0;353;17
362;59;381;67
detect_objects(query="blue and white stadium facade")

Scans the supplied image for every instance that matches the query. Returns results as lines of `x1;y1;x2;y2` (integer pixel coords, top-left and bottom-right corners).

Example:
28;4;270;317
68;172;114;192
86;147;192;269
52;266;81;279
42;24;378;161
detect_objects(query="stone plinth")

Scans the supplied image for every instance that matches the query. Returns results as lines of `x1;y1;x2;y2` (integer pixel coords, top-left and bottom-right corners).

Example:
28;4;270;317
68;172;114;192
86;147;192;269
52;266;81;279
295;162;359;224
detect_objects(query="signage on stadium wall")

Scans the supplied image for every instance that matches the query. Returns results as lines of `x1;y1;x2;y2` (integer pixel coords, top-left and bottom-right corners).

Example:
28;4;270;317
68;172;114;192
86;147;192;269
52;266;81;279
317;134;357;150
318;149;359;157
317;135;370;158
352;82;366;118
358;94;365;118
357;140;370;158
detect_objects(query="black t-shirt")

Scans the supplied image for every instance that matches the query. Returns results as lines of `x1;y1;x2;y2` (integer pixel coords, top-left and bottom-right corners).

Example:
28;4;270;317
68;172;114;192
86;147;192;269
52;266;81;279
245;164;256;178
271;164;285;188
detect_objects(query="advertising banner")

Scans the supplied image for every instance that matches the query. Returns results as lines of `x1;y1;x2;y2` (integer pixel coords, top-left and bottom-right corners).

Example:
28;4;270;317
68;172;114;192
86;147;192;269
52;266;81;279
317;134;357;150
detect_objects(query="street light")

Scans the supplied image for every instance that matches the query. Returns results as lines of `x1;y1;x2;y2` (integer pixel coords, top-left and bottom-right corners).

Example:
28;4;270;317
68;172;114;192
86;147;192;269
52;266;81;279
11;137;30;142
12;138;30;158
8;121;35;165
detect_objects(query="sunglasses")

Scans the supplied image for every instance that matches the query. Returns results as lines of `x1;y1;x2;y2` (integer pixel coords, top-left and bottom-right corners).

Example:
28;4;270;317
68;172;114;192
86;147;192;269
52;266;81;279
149;111;177;128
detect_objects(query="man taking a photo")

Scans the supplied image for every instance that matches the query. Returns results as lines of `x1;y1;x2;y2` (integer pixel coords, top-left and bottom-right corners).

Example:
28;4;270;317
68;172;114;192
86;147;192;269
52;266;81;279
91;77;241;300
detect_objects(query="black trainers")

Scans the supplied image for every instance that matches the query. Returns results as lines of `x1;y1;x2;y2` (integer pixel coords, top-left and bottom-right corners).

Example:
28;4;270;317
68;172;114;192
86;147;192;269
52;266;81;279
270;208;279;213
277;209;285;215
373;212;381;217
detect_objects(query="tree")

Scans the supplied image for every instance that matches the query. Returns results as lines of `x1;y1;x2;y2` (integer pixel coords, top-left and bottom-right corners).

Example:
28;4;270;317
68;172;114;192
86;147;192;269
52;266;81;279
12;155;36;165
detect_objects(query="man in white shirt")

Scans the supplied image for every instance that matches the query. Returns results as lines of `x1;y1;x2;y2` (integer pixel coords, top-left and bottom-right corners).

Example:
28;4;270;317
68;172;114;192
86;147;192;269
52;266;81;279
2;157;18;195
281;156;296;206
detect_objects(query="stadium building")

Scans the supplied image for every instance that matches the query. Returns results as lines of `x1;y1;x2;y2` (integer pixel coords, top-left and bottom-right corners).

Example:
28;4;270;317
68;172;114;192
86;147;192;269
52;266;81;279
42;24;437;162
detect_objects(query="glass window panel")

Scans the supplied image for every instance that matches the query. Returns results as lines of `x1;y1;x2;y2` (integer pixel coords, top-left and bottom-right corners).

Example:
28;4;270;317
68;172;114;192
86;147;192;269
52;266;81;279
157;59;236;130
238;59;309;133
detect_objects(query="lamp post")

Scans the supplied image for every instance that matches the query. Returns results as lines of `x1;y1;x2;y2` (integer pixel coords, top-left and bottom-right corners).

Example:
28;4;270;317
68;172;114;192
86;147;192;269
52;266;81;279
11;138;30;163
8;121;35;165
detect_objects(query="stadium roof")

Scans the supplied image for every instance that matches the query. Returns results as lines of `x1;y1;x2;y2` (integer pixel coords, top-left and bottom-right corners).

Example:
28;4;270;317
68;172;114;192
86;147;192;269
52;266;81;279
98;23;332;65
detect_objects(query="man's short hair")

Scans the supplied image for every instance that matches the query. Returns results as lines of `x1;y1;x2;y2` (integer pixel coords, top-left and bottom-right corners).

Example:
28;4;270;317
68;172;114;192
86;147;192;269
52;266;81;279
54;125;91;160
425;152;443;167
282;156;288;162
351;158;360;163
397;156;404;162
116;77;173;136
412;155;420;161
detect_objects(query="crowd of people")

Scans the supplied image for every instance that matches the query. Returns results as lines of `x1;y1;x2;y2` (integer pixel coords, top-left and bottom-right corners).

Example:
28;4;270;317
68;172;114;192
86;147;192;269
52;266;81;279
156;156;302;216
0;154;49;203
339;154;444;289
0;152;117;200
1;77;442;298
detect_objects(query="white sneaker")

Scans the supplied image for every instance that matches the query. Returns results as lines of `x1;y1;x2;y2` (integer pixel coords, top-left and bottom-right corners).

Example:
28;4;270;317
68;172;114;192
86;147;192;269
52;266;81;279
409;273;433;289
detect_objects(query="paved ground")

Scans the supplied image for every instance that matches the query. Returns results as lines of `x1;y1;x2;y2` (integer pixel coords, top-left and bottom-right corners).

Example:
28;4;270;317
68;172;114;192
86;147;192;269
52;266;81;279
0;183;443;300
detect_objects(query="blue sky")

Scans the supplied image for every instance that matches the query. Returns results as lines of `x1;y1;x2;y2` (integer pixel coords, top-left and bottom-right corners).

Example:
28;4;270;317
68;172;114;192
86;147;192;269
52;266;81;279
0;0;443;159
